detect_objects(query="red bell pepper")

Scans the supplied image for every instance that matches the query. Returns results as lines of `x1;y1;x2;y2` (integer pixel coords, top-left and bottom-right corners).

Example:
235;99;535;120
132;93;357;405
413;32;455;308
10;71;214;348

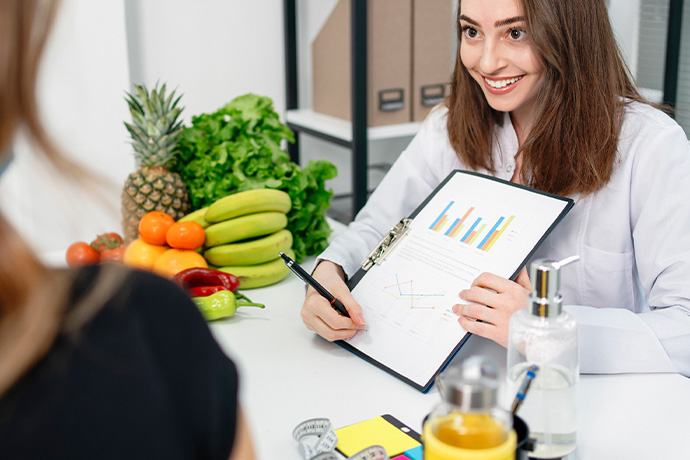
172;267;240;292
187;285;229;297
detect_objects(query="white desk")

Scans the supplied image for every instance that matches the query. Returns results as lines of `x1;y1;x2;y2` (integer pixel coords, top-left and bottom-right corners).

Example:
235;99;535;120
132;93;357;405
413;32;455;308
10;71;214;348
41;230;690;459
209;256;690;460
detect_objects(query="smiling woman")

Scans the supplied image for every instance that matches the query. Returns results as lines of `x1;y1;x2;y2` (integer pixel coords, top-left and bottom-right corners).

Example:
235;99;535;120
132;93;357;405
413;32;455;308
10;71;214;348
457;0;545;145
448;0;651;195
300;0;690;383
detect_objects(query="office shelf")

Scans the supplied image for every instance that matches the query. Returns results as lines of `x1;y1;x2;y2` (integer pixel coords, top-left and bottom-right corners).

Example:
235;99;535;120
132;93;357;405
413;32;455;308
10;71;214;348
286;109;420;144
283;0;420;218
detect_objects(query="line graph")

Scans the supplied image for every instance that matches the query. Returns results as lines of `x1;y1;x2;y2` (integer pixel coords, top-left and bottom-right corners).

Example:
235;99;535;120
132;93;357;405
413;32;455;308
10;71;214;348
381;274;446;309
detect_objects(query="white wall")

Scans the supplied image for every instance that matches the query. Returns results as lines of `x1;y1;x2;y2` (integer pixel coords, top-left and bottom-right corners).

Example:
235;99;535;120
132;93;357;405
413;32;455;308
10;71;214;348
126;0;286;124
0;0;132;254
608;0;641;73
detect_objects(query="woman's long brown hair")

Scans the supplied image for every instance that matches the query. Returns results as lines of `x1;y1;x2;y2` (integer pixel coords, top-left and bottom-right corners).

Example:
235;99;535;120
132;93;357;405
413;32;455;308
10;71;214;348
0;0;96;396
447;0;650;196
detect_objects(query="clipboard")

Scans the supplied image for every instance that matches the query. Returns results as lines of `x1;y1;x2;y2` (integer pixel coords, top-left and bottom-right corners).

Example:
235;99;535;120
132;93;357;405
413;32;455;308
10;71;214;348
340;170;574;392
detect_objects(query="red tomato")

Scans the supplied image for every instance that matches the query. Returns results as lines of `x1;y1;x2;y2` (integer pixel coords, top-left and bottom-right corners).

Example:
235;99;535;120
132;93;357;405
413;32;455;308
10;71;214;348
100;246;126;263
91;232;124;254
66;242;100;267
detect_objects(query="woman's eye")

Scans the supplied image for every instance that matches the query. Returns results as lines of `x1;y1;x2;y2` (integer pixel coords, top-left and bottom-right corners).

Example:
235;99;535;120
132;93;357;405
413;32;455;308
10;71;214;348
509;28;525;40
462;26;478;39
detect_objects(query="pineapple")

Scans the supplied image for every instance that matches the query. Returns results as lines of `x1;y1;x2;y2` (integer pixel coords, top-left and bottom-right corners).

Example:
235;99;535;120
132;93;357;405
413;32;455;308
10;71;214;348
121;83;191;242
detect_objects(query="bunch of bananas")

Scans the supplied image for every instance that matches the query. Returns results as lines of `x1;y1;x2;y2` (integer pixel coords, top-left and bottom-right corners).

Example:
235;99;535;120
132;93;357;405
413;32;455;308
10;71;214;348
179;189;294;289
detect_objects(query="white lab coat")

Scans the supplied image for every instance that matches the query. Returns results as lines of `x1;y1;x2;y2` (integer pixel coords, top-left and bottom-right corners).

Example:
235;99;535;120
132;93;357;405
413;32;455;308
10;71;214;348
319;102;690;376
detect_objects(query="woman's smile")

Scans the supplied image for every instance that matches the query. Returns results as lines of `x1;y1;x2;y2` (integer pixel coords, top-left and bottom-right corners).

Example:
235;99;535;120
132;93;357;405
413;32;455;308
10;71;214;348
482;75;524;94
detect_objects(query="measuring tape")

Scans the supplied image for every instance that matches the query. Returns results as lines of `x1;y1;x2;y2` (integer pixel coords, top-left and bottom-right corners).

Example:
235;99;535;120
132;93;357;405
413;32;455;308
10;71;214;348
293;418;390;460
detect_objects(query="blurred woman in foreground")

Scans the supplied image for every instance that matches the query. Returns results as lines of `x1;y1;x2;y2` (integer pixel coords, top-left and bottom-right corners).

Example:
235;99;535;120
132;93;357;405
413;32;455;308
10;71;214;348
0;1;255;458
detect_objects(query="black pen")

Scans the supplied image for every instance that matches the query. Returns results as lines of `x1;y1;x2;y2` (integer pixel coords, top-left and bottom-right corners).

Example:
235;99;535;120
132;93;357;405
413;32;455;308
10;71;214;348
279;252;350;318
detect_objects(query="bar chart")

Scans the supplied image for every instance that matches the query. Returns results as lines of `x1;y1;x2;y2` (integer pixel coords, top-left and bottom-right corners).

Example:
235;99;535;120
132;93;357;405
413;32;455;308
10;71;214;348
428;200;515;252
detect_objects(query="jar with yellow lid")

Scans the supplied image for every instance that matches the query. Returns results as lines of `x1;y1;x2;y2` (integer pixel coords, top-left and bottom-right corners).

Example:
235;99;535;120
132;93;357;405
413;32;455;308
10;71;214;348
423;356;516;460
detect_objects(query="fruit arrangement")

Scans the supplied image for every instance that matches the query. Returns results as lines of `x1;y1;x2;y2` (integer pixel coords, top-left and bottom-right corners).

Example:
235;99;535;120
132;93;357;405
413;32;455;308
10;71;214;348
65;233;125;266
66;211;208;280
123;210;207;278
189;188;296;289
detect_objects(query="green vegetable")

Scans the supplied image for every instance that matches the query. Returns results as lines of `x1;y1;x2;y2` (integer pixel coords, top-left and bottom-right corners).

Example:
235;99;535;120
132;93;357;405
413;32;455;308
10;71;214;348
192;290;264;321
171;94;337;262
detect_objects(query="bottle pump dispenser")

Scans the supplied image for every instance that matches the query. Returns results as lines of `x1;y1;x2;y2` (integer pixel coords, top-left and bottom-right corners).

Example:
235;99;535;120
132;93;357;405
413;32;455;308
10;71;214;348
507;256;580;459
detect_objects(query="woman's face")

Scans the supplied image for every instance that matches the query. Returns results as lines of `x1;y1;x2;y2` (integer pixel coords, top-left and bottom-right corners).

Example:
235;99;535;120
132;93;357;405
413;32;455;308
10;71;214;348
459;0;544;127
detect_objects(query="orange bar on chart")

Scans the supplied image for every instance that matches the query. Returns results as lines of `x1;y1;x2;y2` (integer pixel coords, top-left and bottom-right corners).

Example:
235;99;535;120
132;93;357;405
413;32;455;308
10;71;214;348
433;215;448;232
468;224;487;245
484;216;515;252
480;230;499;251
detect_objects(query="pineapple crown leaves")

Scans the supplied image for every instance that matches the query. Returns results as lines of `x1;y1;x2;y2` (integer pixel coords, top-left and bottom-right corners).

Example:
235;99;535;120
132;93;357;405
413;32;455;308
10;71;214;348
124;82;184;168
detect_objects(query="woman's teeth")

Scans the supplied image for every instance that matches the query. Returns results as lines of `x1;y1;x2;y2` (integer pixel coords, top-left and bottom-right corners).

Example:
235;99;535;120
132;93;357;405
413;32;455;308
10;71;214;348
484;76;522;88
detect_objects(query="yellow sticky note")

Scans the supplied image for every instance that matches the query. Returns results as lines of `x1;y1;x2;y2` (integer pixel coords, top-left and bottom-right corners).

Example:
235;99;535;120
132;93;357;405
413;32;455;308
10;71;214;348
335;415;421;457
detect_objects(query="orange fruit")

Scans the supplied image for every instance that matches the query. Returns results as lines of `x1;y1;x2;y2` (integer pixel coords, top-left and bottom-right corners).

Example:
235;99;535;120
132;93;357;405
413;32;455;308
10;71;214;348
138;211;175;245
122;238;169;270
166;221;206;250
152;248;208;279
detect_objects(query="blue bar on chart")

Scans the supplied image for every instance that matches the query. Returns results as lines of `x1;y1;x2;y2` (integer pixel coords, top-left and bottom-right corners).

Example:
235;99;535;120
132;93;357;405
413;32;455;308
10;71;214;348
460;218;482;243
480;215;515;252
444;218;461;236
430;201;454;232
478;216;505;249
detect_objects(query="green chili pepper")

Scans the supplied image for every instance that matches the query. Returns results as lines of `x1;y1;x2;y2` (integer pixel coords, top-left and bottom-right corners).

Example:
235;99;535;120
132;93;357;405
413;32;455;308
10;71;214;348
192;290;265;321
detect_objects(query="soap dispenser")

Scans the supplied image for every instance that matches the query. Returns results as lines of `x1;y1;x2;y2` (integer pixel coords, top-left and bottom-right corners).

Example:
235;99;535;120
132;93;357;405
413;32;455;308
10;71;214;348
507;256;579;459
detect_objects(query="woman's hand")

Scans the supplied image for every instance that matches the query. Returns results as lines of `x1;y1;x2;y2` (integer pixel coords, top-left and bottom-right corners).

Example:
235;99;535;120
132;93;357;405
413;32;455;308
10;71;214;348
300;260;366;342
452;267;531;347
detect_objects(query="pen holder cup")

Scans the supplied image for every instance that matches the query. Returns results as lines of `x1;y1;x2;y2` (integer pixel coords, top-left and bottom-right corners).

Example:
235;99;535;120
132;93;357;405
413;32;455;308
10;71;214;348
512;415;533;460
421;414;533;459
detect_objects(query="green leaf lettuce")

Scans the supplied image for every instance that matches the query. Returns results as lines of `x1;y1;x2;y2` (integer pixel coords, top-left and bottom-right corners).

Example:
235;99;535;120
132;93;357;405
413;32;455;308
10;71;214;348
171;94;337;262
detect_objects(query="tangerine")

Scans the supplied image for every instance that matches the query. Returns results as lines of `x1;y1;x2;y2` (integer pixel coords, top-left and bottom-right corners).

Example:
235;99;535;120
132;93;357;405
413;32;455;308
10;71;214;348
139;211;175;245
152;248;208;279
166;221;206;250
122;238;169;270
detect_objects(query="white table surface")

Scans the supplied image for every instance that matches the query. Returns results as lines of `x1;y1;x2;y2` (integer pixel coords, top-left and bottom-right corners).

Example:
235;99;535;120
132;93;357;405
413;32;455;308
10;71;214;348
207;221;690;460
41;225;690;459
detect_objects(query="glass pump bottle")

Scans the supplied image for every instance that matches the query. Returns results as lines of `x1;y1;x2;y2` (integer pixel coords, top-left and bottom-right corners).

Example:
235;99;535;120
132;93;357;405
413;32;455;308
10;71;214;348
423;356;516;460
507;256;579;459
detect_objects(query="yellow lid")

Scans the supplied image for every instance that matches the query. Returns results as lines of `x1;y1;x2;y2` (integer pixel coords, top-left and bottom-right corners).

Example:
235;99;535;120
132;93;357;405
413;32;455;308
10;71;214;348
423;423;517;460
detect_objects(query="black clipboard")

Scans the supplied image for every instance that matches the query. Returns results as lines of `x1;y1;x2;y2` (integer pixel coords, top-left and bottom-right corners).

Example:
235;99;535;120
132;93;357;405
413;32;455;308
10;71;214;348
338;169;574;392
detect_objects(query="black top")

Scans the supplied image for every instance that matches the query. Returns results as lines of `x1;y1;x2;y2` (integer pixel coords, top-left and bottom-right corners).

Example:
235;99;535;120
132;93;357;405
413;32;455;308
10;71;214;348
0;265;239;459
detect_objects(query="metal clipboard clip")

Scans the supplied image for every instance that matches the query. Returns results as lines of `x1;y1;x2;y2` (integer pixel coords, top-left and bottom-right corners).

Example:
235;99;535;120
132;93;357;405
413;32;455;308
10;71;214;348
361;218;413;271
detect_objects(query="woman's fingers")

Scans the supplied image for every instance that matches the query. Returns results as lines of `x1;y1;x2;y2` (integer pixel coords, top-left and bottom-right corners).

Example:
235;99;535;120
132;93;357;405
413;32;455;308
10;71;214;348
299;261;366;342
452;271;531;347
458;314;496;339
455;301;500;324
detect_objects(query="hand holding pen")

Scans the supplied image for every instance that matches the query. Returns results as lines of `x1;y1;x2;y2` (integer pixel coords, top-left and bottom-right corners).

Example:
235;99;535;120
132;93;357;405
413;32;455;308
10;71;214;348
279;252;349;317
281;253;367;341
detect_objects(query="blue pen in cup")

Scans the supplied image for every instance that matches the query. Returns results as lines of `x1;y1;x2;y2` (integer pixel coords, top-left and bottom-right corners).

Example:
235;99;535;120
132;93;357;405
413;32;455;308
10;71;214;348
511;365;539;415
